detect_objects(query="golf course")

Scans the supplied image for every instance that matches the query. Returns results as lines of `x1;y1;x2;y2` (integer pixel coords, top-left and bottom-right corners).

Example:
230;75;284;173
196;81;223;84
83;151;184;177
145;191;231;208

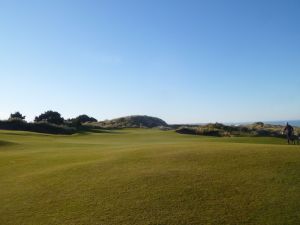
1;128;300;225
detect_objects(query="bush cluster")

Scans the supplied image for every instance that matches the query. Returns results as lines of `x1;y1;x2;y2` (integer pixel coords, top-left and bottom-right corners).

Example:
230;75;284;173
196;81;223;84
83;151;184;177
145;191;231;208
0;120;76;135
176;122;289;138
0;111;98;135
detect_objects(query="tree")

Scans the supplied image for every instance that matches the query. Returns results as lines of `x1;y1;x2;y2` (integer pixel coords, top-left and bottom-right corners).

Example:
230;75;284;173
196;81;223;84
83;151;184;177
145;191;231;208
34;111;64;125
75;114;97;123
70;118;82;128
9;112;26;120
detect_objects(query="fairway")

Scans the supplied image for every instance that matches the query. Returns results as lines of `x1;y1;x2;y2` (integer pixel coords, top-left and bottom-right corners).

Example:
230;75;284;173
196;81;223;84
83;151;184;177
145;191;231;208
1;129;300;225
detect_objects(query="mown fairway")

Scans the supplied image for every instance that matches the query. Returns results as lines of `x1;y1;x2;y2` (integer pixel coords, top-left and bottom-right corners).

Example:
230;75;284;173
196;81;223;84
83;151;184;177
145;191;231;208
1;129;300;225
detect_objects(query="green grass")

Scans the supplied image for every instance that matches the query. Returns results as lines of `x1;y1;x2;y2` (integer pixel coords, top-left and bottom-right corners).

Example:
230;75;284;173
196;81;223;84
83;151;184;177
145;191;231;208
1;129;300;225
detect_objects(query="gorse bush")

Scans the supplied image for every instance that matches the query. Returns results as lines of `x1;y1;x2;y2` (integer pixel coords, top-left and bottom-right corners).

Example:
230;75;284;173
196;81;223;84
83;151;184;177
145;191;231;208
0;120;76;135
176;122;292;138
251;129;276;137
195;127;223;137
31;122;77;134
0;110;101;135
175;127;197;135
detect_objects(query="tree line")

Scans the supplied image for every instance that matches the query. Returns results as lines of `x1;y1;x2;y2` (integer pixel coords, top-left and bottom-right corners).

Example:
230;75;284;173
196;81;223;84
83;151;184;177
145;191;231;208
9;111;97;125
0;111;98;134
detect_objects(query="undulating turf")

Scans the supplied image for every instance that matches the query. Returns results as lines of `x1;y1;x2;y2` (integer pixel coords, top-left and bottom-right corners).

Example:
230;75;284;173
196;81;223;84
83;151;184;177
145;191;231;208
1;129;300;225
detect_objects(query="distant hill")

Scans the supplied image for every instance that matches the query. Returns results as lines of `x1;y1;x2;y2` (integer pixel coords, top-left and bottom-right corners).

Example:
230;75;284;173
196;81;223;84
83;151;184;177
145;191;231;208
94;115;168;128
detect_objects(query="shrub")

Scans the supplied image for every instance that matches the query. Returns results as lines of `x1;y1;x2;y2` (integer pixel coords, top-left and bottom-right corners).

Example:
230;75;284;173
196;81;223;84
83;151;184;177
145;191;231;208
73;115;97;123
35;111;64;125
0;120;76;135
175;123;287;138
175;127;197;135
30;122;76;134
9;112;26;121
195;127;222;137
251;129;283;137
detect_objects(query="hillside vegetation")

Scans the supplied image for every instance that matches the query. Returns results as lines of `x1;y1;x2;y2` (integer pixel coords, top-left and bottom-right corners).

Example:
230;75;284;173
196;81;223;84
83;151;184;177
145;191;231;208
176;122;300;138
0;119;77;134
94;115;168;128
0;111;99;135
1;129;300;225
2;112;299;140
0;113;169;134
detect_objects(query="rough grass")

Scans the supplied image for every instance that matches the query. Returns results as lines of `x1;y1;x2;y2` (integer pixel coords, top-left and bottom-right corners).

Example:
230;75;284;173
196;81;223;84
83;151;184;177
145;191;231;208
0;129;300;225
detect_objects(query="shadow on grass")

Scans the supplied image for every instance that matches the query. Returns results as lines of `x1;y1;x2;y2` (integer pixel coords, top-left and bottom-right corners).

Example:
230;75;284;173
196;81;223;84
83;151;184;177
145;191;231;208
0;140;17;146
0;126;126;136
77;127;125;135
0;131;53;137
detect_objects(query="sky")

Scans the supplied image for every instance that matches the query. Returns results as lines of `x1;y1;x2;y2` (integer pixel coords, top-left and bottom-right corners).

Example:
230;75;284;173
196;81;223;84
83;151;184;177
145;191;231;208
0;0;300;124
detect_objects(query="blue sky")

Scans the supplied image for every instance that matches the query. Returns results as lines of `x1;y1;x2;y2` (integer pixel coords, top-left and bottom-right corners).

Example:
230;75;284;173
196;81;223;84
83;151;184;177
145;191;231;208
0;0;299;123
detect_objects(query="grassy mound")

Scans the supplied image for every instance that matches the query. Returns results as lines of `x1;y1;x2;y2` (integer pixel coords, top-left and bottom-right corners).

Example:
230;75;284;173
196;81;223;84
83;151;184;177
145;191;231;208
94;115;168;128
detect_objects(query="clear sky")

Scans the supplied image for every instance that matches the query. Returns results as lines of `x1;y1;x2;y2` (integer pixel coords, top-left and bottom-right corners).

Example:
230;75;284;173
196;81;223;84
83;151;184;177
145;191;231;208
0;0;299;124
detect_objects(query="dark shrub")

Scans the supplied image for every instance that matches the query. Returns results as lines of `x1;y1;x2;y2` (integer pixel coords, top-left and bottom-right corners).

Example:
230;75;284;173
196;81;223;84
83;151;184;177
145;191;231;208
31;122;76;134
9;112;26;120
176;127;197;135
74;115;97;123
0;120;76;135
0;119;27;130
35;111;64;125
252;129;282;137
196;128;222;137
